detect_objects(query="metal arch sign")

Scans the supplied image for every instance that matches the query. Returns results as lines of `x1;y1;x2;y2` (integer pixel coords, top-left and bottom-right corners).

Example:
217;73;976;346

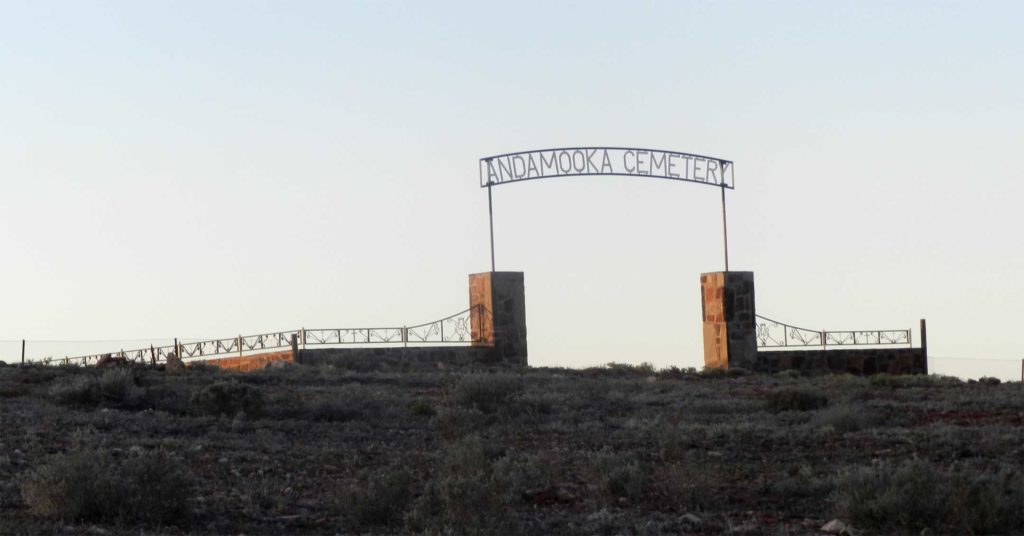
479;147;734;189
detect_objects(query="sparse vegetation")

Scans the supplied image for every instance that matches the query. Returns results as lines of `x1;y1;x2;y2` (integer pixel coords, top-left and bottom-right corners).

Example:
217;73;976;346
766;386;830;412
189;381;266;418
832;458;1024;534
2;361;1022;534
19;449;190;524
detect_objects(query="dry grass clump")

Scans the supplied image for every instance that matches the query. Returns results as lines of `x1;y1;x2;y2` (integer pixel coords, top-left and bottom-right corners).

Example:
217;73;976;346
766;387;829;412
452;373;523;413
20;449;190;524
809;403;876;433
189;381;265;417
832;458;1024;534
336;466;415;529
586;449;645;501
48;369;142;407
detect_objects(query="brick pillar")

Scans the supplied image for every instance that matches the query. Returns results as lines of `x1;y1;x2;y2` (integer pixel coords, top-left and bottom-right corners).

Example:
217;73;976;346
701;271;757;370
469;271;527;366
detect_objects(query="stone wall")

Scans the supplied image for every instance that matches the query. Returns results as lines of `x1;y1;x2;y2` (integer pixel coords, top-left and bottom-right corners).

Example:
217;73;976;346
197;349;295;372
701;271;756;370
469;271;527;366
755;348;927;375
299;346;507;371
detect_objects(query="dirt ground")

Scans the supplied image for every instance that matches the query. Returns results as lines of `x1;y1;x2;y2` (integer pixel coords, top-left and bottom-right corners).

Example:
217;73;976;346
1;360;1021;535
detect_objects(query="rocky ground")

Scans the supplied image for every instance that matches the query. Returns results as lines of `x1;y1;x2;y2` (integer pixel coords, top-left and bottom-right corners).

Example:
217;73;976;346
0;359;1021;535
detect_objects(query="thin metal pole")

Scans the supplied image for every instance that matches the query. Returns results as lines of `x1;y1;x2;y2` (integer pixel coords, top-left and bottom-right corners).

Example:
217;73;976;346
720;184;729;272
21;339;25;365
487;184;496;272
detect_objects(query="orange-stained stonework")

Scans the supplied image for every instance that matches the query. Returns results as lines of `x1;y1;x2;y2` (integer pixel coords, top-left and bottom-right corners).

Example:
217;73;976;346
195;349;294;372
469;272;494;346
701;271;757;370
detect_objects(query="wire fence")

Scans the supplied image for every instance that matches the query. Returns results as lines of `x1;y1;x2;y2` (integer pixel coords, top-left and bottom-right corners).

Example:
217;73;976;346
1;305;490;366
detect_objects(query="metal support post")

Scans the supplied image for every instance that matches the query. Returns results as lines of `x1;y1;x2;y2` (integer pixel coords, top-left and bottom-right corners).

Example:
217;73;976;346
720;183;730;272
487;184;496;272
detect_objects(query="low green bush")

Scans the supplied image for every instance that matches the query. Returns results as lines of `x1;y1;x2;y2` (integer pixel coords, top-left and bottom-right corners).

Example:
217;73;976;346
587;449;645;500
190;381;265;418
766;387;829;412
408;399;436;417
336;466;415;529
20;449;190;524
700;366;748;377
452;374;523;414
832;458;1024;534
49;375;100;406
810;403;875;433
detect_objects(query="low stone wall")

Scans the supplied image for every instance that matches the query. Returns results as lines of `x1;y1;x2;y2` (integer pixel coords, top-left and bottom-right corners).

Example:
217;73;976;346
299;346;505;371
197;349;295;372
755;348;926;375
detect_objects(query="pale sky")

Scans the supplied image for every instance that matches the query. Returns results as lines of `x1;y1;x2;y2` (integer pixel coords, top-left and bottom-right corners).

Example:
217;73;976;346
2;1;1022;380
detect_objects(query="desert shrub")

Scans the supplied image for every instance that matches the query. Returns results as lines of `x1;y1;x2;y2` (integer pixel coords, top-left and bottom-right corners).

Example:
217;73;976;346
20;450;190;524
978;376;1002;386
605;362;657;375
431;406;490;441
810;403;875;433
49;375;100;406
190;381;265;418
405;436;512;534
304;398;358;422
452;374;523;414
832;458;1024;534
699;366;747;378
766;387;829;412
490;452;561;504
870;373;961;388
587;450;645;500
408;399;436;417
771;464;833;499
775;369;803;379
98;368;141;404
337;466;415;529
660;457;723;511
0;382;30;398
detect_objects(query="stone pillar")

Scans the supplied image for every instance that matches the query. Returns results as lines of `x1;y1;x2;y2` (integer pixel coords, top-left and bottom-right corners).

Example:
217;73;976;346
701;271;757;370
469;271;527;366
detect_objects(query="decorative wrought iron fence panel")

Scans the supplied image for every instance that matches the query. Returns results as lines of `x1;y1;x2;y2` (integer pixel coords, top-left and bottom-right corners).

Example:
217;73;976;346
756;314;910;349
54;305;491;366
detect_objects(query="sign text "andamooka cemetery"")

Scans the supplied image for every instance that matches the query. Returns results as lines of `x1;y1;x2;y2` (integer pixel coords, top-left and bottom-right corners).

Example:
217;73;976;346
480;147;734;188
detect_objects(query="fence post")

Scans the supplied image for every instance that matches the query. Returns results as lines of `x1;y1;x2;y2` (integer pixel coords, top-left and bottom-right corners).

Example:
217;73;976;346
21;339;25;365
919;319;928;375
238;335;243;357
403;326;408;347
301;328;306;350
150;345;156;366
174;338;180;359
290;333;299;364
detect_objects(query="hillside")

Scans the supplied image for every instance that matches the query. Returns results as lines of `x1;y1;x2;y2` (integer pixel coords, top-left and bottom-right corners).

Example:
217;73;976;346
1;360;1021;535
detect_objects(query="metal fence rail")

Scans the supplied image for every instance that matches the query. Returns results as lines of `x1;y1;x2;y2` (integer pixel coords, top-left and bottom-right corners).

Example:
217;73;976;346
755;314;910;349
41;305;491;366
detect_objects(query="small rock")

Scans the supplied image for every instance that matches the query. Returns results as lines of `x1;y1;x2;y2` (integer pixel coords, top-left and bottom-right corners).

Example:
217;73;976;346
128;445;143;455
681;513;703;526
218;457;228;464
821;519;851;534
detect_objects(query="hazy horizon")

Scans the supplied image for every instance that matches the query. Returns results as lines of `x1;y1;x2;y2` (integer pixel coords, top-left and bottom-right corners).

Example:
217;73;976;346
2;1;1021;380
